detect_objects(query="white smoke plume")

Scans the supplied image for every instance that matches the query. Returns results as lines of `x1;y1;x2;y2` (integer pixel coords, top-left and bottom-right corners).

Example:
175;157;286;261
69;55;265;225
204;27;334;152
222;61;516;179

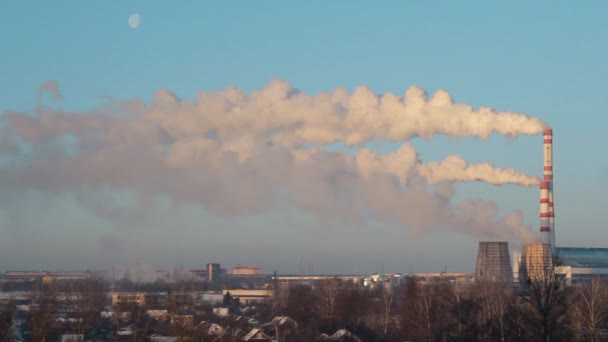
356;145;540;186
0;79;545;242
418;155;540;186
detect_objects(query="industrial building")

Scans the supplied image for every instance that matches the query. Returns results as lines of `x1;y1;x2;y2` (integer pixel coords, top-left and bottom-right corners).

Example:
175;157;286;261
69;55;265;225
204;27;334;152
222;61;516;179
3;271;94;283
555;248;608;283
475;242;513;282
188;263;226;282
222;289;274;304
232;265;262;276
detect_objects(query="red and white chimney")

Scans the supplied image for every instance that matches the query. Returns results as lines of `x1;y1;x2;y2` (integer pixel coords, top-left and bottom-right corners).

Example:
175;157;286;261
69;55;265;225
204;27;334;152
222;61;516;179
543;129;553;181
541;129;555;250
540;181;551;243
549;187;555;249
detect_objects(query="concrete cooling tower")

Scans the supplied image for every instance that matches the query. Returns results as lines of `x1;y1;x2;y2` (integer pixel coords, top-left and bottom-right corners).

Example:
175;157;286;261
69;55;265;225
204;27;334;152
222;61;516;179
520;243;553;282
475;241;513;282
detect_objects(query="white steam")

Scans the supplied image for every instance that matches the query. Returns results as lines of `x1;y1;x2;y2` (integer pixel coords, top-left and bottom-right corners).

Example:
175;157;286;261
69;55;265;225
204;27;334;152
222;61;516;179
0;80;545;242
418;155;540;186
356;144;540;186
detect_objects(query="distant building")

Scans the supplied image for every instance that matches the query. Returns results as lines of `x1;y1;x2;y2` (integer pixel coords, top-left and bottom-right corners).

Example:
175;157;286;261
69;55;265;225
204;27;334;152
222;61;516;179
222;289;273;305
207;263;222;282
187;269;208;280
555;247;608;269
111;292;147;306
242;328;272;341
233;265;261;276
555;247;608;283
4;271;92;282
188;263;226;282
202;292;224;303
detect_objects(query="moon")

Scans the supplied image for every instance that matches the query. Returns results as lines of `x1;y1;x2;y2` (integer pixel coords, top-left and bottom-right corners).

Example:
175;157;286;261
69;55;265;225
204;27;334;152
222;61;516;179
128;14;141;29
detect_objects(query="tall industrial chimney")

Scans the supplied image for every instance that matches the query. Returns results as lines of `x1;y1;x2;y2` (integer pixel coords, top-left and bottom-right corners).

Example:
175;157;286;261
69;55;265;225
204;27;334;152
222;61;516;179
540;129;555;252
548;184;555;250
539;181;550;243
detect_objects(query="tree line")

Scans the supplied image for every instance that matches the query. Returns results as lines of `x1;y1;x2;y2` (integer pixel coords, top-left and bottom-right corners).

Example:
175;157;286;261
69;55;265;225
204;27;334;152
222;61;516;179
273;274;608;342
1;273;608;341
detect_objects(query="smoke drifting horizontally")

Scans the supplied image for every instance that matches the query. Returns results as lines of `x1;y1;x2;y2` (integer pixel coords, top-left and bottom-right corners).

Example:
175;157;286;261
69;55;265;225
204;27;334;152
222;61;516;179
1;79;545;242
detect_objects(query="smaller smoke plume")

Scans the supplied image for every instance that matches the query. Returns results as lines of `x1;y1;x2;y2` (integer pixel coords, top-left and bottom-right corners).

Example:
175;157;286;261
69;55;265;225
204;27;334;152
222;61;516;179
418;155;541;186
355;144;539;186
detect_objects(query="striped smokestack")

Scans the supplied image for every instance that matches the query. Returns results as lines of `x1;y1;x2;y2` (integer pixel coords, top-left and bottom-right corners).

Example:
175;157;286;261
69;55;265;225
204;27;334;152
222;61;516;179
540;181;551;244
543;129;553;181
542;129;555;250
548;185;555;250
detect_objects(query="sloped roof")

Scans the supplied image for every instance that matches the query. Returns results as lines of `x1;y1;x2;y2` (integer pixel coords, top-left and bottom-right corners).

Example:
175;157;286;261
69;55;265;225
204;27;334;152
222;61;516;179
242;328;271;341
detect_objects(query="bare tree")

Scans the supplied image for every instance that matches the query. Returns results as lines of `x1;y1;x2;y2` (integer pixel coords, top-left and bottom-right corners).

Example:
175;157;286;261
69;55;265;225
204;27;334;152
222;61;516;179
380;285;394;336
402;282;437;342
438;281;481;340
0;299;15;342
567;300;585;342
166;289;195;341
111;299;154;342
61;279;106;341
474;281;513;342
129;303;155;342
284;285;319;340
400;276;424;341
27;285;56;342
502;300;531;342
521;262;571;342
316;278;339;327
575;277;608;342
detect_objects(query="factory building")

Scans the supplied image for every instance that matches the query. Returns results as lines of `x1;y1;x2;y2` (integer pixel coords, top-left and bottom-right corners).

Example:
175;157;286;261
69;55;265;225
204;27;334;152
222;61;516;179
188;263;226;282
556;247;608;268
555;247;608;283
232;265;262;276
222;289;274;305
475;242;513;282
4;271;93;283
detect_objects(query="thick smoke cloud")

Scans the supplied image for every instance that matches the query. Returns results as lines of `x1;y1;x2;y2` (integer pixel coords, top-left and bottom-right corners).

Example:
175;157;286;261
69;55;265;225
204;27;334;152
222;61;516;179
0;79;544;242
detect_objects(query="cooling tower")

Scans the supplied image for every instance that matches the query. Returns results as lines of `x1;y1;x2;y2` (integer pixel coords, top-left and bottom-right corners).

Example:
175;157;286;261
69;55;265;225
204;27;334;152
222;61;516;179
475;241;513;282
520;243;553;282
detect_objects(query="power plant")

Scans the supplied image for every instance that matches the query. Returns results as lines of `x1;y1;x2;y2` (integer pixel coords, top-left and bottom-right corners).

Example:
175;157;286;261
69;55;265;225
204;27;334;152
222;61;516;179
516;128;608;283
475;128;608;284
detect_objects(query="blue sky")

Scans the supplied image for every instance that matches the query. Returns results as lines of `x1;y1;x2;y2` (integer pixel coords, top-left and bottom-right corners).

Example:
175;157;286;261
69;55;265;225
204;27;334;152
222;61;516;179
1;1;607;274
